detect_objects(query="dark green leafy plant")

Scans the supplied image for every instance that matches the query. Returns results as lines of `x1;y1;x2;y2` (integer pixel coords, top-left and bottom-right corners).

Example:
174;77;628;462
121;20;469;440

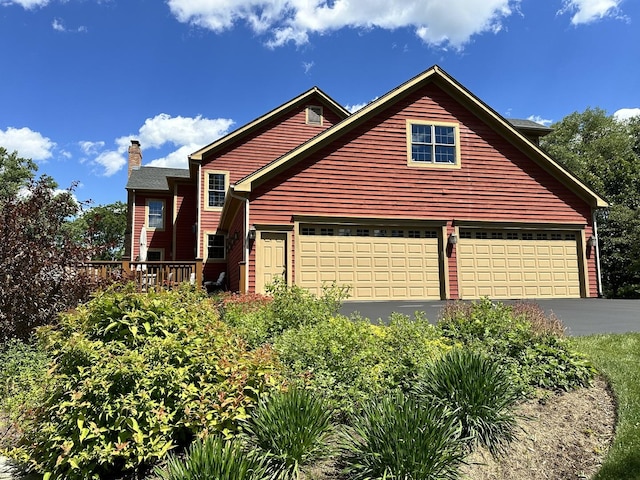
437;299;596;392
154;435;271;480
340;392;465;480
412;348;521;456
244;387;333;479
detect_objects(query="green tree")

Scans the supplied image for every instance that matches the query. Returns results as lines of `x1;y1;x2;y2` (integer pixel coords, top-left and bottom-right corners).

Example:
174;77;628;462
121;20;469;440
0;147;38;201
68;201;127;260
541;108;640;297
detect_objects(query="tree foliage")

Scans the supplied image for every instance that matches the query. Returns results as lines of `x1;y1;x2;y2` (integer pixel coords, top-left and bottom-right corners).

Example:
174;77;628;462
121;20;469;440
541;108;640;297
67;201;127;260
0;148;101;340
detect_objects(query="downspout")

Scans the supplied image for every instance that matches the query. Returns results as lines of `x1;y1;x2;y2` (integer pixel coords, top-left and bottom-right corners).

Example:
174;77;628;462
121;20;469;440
131;191;136;260
196;163;202;259
229;187;250;293
593;211;603;298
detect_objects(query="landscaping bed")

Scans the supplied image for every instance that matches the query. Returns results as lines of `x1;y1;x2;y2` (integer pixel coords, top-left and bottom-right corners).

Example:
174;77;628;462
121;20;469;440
0;282;617;479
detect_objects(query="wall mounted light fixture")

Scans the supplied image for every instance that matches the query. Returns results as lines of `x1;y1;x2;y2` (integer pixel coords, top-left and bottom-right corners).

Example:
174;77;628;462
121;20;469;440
248;225;257;241
587;235;596;248
448;233;458;245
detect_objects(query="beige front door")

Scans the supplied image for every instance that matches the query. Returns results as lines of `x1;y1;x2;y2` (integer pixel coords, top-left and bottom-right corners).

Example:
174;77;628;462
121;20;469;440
256;232;287;293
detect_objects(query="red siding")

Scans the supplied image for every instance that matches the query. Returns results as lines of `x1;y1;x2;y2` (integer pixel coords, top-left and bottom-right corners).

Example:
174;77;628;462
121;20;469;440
226;206;245;293
132;193;174;260
248;83;598;297
199;96;344;258
174;183;197;260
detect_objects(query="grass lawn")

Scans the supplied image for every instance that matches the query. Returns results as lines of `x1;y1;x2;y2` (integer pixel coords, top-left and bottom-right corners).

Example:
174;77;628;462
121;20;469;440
572;333;640;480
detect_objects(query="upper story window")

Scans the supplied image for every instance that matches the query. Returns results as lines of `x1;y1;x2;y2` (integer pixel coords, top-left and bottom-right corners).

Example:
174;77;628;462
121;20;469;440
306;106;323;126
207;172;227;208
407;120;460;168
147;199;164;230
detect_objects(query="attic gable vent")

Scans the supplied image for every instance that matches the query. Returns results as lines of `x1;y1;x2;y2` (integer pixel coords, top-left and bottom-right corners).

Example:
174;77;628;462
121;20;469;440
306;105;323;125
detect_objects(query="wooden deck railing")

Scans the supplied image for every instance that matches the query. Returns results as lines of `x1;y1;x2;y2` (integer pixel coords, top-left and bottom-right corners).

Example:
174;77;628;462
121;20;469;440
77;260;204;290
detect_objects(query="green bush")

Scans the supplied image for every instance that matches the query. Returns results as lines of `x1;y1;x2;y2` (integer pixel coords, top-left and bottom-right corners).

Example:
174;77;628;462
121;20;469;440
219;279;350;347
340;391;465;480
244;387;333;479
412;348;521;456
274;314;453;415
154;435;270;480
437;298;596;392
274;316;390;413
9;285;283;480
0;339;50;436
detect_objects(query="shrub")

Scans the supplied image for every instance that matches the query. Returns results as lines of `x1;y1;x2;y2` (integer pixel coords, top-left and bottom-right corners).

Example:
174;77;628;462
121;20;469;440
244;387;333;479
412;348;521;456
274;316;390;414
437;298;596;392
9;286;283;480
0;339;50;445
219;279;350;347
340;392;465;480
154;435;270;480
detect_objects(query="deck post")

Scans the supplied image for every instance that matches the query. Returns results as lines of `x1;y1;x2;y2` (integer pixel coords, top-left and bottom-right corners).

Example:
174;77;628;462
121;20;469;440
195;259;203;288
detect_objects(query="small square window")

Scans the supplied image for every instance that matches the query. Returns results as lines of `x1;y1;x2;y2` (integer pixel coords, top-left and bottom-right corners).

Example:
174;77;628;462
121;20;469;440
491;232;504;239
320;228;334;236
391;230;404;238
306;106;323;125
506;232;519;240
408;122;458;166
475;231;488;239
459;231;472;239
408;230;421;238
373;229;387;237
522;233;534;240
301;227;316;235
338;228;351;236
551;233;563;240
356;229;370;237
425;231;438;239
536;233;548;240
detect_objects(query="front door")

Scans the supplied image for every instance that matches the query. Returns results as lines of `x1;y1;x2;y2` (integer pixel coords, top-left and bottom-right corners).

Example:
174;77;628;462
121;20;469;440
256;232;287;293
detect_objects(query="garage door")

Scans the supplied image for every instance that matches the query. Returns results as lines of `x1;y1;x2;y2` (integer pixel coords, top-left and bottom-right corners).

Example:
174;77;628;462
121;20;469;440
297;224;441;300
458;230;581;299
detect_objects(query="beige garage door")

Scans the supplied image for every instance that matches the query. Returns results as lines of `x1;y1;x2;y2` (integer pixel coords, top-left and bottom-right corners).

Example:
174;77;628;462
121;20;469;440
458;230;581;299
297;224;441;300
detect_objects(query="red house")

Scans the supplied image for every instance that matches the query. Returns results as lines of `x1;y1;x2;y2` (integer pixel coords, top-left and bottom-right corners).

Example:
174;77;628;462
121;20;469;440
125;66;607;300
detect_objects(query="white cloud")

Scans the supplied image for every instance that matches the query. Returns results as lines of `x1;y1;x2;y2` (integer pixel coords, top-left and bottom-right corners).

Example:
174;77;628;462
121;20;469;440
167;0;518;49
302;61;314;74
0;0;49;8
52;17;88;33
94;151;126;177
0;127;55;161
88;114;235;175
559;0;625;24
614;108;640;122
527;115;553;127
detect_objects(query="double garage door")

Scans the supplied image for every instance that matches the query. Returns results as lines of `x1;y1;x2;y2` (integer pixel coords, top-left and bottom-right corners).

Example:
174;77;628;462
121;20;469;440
297;224;441;300
457;229;581;299
295;224;582;300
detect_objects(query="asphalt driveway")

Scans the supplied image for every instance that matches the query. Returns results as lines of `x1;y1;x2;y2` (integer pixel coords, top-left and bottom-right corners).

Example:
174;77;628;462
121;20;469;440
340;298;640;336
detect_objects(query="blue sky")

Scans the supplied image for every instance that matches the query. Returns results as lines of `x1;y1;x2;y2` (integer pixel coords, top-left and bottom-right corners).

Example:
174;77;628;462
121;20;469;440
0;0;638;207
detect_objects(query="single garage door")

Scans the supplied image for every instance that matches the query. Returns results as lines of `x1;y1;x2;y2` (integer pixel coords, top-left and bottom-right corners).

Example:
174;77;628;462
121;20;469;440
297;224;441;300
458;230;581;299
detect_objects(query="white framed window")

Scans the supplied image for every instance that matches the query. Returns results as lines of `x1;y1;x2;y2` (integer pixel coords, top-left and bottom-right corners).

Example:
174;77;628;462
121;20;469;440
146;199;165;230
407;120;460;168
207;234;226;260
207;172;227;209
306;106;323;126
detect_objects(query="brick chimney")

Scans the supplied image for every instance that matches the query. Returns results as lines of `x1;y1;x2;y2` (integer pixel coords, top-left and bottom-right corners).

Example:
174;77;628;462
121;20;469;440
128;140;142;177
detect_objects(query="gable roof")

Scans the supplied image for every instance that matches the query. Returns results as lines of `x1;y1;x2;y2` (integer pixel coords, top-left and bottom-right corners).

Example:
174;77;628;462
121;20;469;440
188;86;350;162
126;166;191;192
233;65;607;209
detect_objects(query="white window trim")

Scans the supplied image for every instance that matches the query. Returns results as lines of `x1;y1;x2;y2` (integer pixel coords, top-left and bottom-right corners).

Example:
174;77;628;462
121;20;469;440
146;198;166;231
406;120;461;169
204;170;229;211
